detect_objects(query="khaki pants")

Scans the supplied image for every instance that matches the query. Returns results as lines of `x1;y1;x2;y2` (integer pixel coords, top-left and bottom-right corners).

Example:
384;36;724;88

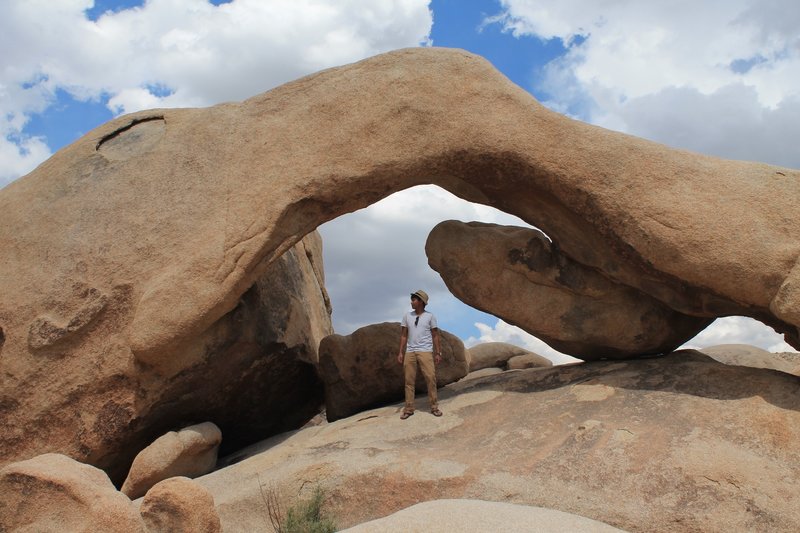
403;351;438;414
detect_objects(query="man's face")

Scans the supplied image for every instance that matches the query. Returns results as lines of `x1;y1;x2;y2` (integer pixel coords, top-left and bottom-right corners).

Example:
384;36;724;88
410;295;423;311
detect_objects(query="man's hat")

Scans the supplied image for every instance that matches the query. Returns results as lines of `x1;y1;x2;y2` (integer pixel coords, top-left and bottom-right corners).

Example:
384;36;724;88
411;290;429;305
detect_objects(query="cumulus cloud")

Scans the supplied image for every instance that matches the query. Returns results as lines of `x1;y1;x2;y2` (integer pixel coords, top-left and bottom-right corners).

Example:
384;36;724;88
0;0;432;185
494;0;800;167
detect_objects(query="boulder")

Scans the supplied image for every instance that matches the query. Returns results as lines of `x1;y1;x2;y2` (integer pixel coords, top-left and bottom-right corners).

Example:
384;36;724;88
698;344;800;376
507;353;553;370
428;221;712;359
467;341;551;371
340;499;627;533
122;422;222;499
318;322;468;421
0;232;331;484
194;350;800;532
139;476;221;533
3;46;800;474
0;453;145;533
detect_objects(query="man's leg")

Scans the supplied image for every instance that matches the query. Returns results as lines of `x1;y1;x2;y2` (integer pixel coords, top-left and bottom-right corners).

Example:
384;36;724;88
417;351;439;412
403;351;418;415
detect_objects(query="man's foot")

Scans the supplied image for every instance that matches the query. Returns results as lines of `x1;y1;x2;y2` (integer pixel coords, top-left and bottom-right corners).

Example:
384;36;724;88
400;411;414;420
431;408;443;417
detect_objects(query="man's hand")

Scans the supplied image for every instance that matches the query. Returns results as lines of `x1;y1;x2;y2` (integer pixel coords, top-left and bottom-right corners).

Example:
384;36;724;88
434;353;442;365
397;352;404;365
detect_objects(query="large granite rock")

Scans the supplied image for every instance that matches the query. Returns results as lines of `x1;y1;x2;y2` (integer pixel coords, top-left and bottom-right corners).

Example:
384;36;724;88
122;422;222;499
2;46;800;473
318;322;468;421
341;499;627;533
197;350;800;532
428;221;712;359
0;232;331;483
0;453;146;533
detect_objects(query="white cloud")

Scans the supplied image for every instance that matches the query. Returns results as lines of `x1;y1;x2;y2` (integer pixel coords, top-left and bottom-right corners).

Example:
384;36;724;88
0;0;432;185
681;316;798;353
465;319;582;365
0;135;51;187
495;0;800;167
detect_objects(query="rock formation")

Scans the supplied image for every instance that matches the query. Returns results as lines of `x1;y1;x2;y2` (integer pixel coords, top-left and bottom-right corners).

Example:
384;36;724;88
197;350;800;532
2;46;799;476
122;422;222;499
0;232;331;483
467;341;552;371
0;453;222;532
428;221;712;359
318;322;468;421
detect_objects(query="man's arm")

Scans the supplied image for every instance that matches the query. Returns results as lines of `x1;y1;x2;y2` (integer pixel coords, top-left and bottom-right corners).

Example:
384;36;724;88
397;326;408;365
432;327;442;364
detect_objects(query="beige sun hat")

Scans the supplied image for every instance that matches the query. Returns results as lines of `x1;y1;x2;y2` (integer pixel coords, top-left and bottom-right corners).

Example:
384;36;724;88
411;290;429;304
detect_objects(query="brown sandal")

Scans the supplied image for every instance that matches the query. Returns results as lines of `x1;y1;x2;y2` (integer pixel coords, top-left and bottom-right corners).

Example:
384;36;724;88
431;408;443;417
400;411;413;420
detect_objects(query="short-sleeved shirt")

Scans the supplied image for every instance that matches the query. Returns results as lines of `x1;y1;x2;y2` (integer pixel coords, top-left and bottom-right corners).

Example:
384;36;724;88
401;311;438;352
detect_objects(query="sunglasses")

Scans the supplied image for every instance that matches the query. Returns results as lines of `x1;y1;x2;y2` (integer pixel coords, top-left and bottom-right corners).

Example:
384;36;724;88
414;316;419;326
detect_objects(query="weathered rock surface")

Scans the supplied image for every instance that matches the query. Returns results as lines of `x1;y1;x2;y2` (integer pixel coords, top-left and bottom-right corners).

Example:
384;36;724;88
197;350;800;532
699;344;800;376
428;221;713;359
340;499;627;532
467;341;551;370
0;232;331;483
0;453;145;532
122;422;222;499
3;46;800;474
139;476;221;533
318;322;468;421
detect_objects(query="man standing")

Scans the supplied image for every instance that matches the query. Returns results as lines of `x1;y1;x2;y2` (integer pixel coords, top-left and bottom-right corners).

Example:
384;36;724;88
397;290;443;419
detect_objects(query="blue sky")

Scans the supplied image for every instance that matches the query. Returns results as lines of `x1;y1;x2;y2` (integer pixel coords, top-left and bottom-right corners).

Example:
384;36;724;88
2;0;799;359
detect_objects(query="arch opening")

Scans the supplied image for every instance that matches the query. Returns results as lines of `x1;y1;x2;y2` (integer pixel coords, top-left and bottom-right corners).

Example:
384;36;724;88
318;185;797;364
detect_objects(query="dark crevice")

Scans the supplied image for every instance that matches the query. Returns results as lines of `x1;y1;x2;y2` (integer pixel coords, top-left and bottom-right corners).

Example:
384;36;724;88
95;116;165;150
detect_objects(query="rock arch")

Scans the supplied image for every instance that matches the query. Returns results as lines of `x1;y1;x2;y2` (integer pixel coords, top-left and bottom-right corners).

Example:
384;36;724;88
2;46;799;476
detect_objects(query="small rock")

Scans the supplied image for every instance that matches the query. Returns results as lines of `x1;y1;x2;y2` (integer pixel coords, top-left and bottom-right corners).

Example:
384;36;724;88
140;476;221;533
122;422;222;499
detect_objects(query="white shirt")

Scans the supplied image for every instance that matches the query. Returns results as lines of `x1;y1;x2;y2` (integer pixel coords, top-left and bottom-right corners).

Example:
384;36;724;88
402;311;438;352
